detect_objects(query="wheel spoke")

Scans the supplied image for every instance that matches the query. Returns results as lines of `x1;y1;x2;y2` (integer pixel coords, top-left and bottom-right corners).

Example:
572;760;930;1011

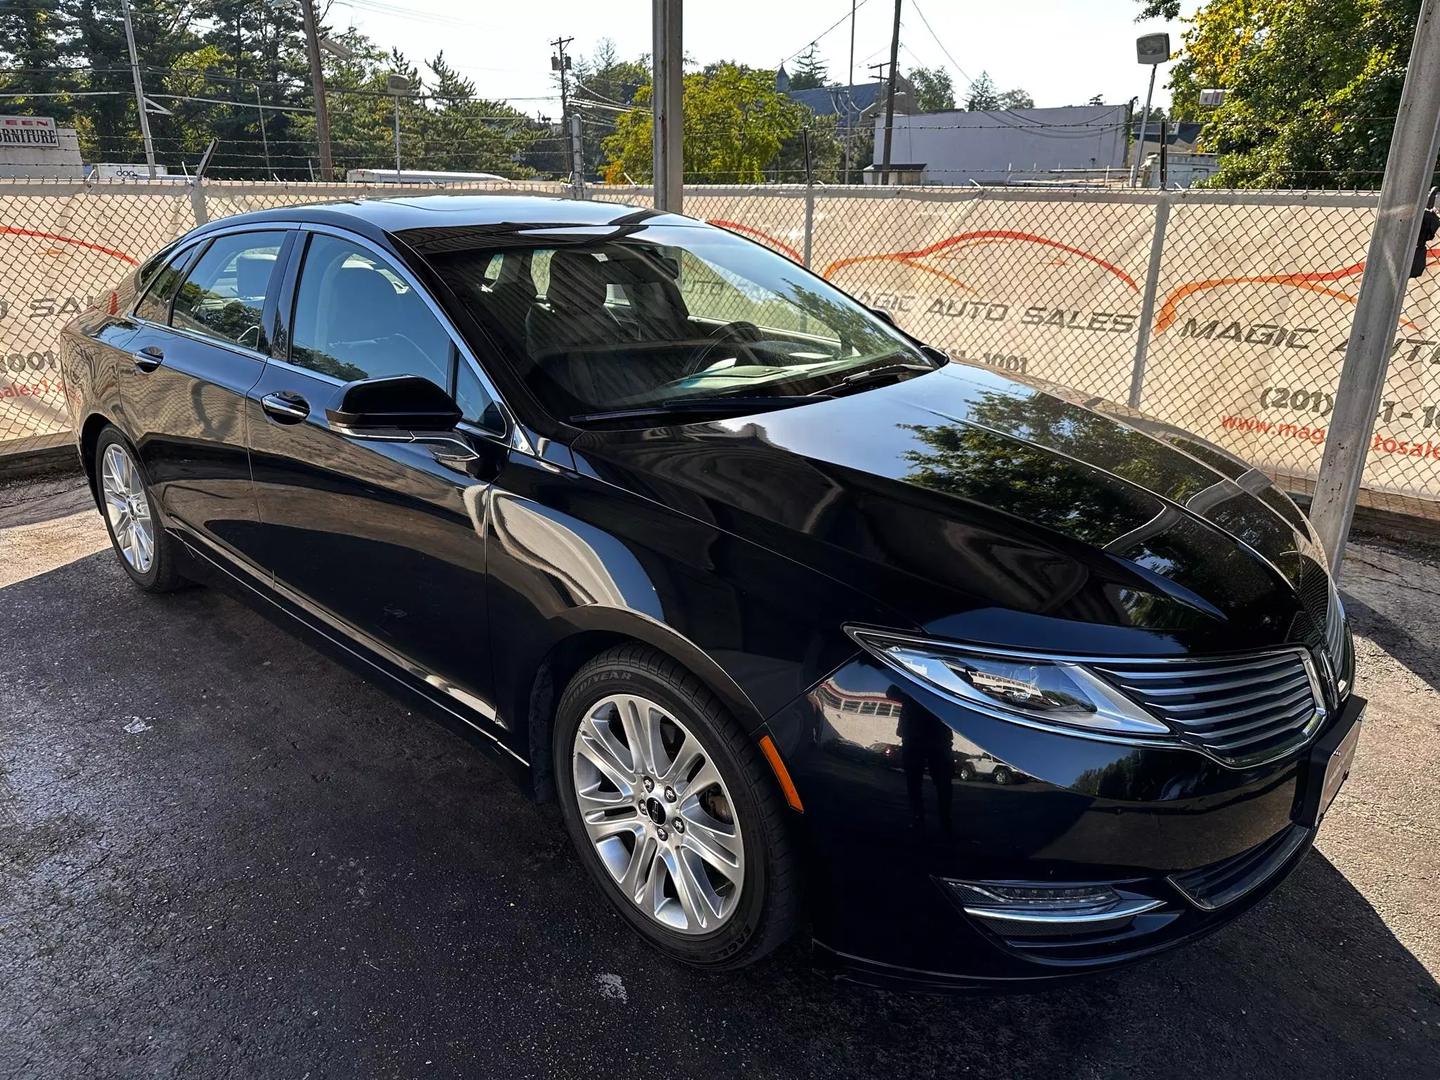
620;831;660;903
658;734;703;787
664;846;716;931
134;522;154;564
621;695;667;779
680;811;742;875
575;720;635;794
678;755;723;800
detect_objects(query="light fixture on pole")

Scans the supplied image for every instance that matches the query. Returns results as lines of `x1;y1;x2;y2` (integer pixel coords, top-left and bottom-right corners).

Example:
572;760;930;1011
386;73;412;180
1129;32;1170;188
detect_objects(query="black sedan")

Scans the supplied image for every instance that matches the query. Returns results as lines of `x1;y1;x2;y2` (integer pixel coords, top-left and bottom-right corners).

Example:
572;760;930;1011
60;196;1363;988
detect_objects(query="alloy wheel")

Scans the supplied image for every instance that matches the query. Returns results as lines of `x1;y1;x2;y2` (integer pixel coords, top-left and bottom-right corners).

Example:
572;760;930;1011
101;443;155;574
570;693;745;934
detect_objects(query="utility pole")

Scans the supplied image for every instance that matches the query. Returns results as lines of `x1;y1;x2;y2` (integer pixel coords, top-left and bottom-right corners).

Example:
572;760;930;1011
880;0;902;185
255;87;272;176
301;0;334;179
1311;0;1440;575
652;0;683;211
118;0;156;179
551;36;584;195
849;0;857;87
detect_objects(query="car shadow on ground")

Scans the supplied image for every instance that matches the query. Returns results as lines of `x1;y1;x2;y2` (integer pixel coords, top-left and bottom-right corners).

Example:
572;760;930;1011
0;551;1436;1080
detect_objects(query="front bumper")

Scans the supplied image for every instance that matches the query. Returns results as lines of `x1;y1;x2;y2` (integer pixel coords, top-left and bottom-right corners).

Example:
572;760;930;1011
765;656;1365;989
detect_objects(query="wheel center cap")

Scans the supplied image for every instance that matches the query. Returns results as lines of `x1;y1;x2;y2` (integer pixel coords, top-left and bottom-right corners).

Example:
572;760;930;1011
645;797;667;826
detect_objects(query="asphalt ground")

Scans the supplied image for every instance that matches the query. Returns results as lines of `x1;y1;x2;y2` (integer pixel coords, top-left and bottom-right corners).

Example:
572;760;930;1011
1;468;1437;1079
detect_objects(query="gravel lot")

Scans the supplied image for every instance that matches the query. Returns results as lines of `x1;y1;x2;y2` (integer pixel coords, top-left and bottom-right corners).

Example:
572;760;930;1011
1;469;1437;1080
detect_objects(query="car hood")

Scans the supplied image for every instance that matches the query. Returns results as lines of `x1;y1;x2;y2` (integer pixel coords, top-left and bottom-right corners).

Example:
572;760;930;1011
572;363;1328;655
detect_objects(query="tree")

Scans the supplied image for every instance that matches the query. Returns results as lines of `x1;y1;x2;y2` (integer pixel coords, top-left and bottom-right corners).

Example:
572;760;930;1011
1167;0;1421;187
964;71;1001;111
789;44;829;90
998;88;1035;110
908;66;954;112
559;38;650;179
601;62;816;184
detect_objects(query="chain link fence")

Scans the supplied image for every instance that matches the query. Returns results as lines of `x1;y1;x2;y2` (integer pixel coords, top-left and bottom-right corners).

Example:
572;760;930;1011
3;176;1436;521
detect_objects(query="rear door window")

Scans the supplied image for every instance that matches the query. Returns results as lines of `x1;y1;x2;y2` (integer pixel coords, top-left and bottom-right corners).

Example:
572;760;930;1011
171;231;287;351
134;246;197;324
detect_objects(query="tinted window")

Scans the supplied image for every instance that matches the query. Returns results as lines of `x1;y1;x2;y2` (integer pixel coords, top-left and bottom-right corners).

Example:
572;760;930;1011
171;231;286;349
426;225;927;420
134;246;195;324
289;234;453;388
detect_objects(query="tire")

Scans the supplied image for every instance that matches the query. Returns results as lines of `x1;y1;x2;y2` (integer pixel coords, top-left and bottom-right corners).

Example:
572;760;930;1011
94;426;189;593
553;643;800;970
958;764;975;782
992;766;1012;786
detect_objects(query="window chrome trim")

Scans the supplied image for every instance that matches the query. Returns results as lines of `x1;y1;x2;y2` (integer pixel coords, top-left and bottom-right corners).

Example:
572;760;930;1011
296;222;530;454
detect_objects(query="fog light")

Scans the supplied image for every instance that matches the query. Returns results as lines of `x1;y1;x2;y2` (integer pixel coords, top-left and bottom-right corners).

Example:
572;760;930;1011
946;881;1122;914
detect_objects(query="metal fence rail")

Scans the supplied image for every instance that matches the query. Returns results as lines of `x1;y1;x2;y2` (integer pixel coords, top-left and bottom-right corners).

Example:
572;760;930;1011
2;178;1436;520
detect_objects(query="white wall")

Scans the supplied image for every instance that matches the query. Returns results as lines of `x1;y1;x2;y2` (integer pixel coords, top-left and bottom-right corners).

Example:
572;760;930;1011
0;127;83;179
874;105;1129;185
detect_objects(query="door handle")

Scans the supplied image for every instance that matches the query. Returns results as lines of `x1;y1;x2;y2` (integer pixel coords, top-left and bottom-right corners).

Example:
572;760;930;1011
133;345;164;373
261;391;310;424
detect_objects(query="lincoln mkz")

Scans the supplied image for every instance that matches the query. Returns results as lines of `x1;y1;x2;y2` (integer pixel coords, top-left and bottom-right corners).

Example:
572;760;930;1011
61;197;1363;988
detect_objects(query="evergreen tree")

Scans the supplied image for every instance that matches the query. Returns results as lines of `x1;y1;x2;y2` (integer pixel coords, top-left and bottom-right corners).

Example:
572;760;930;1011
789;44;828;90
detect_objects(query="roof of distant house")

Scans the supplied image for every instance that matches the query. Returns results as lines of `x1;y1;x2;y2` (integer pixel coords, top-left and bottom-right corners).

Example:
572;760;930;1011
777;67;913;118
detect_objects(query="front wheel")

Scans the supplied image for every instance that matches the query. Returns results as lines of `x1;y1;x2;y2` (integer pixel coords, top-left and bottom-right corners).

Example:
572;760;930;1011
992;766;1013;786
554;644;800;969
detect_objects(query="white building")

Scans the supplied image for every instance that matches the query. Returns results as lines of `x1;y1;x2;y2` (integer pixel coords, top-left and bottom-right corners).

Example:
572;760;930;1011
0;116;83;179
871;104;1130;186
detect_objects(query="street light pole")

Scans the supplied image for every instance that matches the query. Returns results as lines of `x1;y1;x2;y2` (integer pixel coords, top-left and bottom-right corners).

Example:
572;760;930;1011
118;0;156;179
393;95;401;178
1129;63;1158;187
1311;0;1440;574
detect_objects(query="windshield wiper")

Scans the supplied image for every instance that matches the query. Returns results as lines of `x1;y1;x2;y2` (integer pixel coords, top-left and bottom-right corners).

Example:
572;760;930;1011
815;362;935;396
569;394;829;424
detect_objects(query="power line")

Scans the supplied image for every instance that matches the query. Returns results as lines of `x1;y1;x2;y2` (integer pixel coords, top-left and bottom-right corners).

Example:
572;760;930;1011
781;0;873;68
908;0;974;88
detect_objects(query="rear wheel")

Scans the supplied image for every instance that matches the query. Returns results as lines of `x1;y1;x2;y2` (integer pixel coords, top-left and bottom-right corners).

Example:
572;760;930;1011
95;427;188;593
554;644;800;969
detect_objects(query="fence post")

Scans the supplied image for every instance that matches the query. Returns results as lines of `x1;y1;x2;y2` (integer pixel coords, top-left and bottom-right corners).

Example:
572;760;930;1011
189;178;208;226
802;128;815;268
1127;194;1170;409
1311;0;1440;575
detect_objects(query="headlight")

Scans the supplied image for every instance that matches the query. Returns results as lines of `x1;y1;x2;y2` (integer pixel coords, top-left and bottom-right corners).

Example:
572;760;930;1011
847;629;1170;737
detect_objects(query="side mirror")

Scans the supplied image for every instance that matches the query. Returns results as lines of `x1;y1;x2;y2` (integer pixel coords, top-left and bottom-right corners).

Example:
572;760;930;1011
326;374;462;434
869;306;899;327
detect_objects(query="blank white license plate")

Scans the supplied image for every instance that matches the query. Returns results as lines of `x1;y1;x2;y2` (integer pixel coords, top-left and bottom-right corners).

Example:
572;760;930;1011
1312;706;1363;827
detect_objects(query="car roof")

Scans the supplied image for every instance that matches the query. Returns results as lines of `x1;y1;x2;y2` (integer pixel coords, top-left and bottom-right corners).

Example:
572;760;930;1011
194;194;705;247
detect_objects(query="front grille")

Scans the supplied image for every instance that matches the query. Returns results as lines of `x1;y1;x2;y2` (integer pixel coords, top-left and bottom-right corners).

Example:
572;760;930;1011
1169;825;1311;910
1091;651;1323;766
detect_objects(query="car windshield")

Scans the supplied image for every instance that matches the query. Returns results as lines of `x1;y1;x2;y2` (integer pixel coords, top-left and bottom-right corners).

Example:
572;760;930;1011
423;224;934;422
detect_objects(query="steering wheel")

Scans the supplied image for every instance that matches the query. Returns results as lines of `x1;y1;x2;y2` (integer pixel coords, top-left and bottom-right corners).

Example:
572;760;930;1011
683;320;765;377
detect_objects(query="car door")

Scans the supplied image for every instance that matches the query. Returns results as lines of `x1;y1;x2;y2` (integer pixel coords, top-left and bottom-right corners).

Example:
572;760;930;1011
120;227;293;570
245;225;513;740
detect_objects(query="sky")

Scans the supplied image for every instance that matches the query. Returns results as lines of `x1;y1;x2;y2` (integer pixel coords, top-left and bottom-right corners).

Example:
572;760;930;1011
323;0;1204;118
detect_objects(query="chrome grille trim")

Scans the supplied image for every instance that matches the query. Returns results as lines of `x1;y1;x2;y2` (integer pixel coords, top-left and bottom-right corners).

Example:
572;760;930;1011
1091;648;1325;767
